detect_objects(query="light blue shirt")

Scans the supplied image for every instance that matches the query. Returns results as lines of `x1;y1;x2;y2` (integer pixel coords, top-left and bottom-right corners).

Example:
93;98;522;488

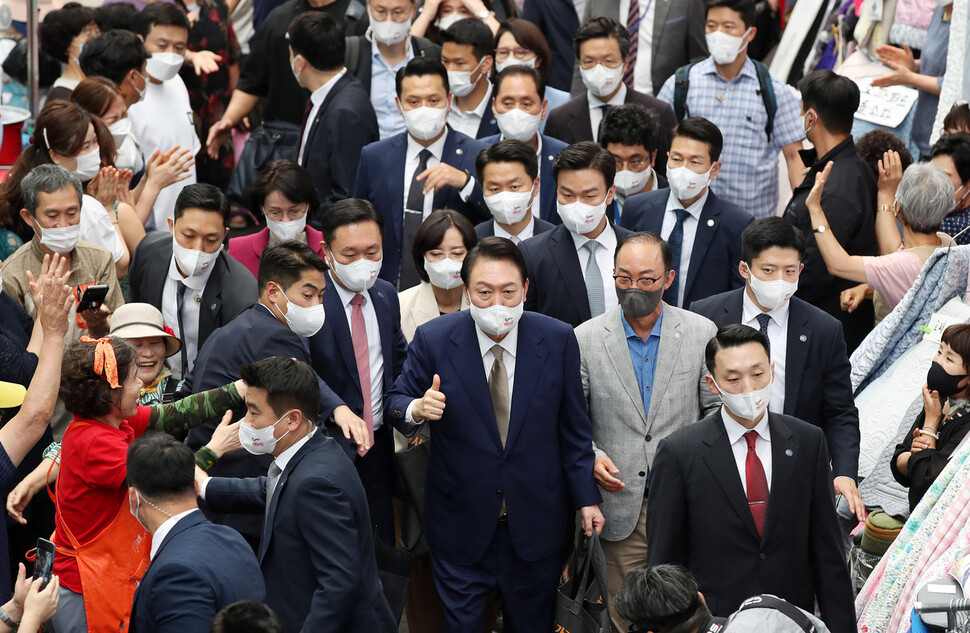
372;43;413;139
621;306;663;422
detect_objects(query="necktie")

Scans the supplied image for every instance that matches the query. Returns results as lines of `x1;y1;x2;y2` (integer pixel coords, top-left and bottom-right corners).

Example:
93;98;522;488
624;0;641;88
584;240;605;317
296;99;313;163
400;149;433;290
175;281;188;377
663;209;689;306
756;313;771;339
489;345;510;446
350;294;375;452
744;431;769;538
264;462;283;529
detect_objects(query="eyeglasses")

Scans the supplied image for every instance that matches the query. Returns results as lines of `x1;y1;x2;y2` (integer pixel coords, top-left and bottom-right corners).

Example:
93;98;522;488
579;57;623;70
493;46;535;62
263;204;309;222
371;7;411;21
612;156;650;171
613;274;665;290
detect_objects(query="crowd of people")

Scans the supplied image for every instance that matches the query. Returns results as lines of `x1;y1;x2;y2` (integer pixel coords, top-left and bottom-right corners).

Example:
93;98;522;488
0;0;967;629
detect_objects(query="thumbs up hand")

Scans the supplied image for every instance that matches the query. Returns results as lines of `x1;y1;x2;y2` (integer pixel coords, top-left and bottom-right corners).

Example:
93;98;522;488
413;374;446;422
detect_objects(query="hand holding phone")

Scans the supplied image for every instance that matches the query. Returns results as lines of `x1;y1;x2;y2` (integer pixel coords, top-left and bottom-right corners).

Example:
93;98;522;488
32;538;54;591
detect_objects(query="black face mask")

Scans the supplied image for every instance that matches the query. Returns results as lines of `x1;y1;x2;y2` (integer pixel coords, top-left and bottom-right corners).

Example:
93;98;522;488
616;286;663;318
927;361;969;399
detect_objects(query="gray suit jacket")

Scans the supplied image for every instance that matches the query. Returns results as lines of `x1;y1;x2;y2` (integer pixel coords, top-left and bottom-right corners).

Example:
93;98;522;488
572;0;708;96
576;304;718;541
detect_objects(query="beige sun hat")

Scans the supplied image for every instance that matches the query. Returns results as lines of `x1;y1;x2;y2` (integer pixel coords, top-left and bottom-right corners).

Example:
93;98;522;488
109;303;181;358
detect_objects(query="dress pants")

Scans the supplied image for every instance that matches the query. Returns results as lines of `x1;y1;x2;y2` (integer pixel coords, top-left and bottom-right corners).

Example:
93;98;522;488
431;519;565;633
353;425;396;546
601;497;648;633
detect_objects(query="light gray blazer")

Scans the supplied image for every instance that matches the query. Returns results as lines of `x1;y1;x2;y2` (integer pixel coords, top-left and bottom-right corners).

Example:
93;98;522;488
571;0;709;96
576;304;718;541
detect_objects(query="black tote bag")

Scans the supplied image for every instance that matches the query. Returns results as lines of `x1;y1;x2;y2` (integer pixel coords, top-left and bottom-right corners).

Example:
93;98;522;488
556;530;612;633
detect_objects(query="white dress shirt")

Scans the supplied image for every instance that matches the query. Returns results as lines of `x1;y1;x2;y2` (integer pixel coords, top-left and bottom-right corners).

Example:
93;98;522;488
332;281;385;430
150;508;200;560
404;130;477;219
618;0;657;94
162;249;219;379
298;68;348;164
661;188;709;307
494;215;536;244
371;42;413;138
741;289;789;413
721;405;772;494
588;83;627;144
570;223;619;312
448;82;492;139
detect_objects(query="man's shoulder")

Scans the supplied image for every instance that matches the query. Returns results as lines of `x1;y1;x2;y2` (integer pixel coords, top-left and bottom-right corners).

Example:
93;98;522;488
574;307;619;341
663;412;721;449
689;288;742;319
628;88;674;114
361;132;405;158
706;192;754;229
448;129;489;154
547;94;585;119
519;224;566;255
769;411;825;444
665;303;717;334
74;239;115;266
541;134;569;154
136;231;173;255
263;0;303;26
788;296;841;332
625;188;669;215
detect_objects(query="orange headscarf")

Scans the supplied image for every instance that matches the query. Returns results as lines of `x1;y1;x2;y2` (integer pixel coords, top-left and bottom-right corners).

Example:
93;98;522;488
80;336;121;389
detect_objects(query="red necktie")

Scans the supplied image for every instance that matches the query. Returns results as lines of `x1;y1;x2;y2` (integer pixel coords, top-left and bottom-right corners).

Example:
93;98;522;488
744;431;769;537
350;294;374;455
623;0;640;88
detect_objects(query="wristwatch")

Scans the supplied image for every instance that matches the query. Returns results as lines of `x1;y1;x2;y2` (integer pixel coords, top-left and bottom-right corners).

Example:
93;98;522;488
475;7;494;19
813;225;827;234
0;606;20;629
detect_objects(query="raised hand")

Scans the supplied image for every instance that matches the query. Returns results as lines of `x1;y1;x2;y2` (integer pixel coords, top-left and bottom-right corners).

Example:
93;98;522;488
877;150;903;197
205;410;243;457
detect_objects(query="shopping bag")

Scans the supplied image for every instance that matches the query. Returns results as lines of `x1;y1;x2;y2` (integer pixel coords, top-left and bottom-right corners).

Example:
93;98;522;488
556;530;612;633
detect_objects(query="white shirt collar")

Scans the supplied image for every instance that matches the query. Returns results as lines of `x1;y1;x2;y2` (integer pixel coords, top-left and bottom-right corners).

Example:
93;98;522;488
475;319;518;361
720;405;771;446
309;68;347;107
166;247;219;291
587;82;627;109
570;221;617;253
461;82;493;118
494;215;536;240
406;126;449;163
273;425;316;474
150;508;200;560
664;187;710;220
741;284;791;326
330;275;371;307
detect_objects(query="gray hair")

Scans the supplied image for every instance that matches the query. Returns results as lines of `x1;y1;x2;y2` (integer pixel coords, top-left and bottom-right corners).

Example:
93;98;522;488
21;164;83;217
897;162;955;234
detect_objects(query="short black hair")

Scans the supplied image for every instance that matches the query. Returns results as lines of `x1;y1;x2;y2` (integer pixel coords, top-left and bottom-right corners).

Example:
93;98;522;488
137;2;189;38
797;70;859;136
211;602;282;633
174;183;230;223
412;209;478;283
396;57;449;98
287;11;345;72
439;17;494;60
614;231;672;270
573;16;630;61
319;198;384;248
600;103;661;155
460;236;528;285
673;117;724;162
40;3;97;64
945;103;970;133
931;132;970;184
249;160;321;221
95;2;140;32
705;0;757;28
476;139;539;182
494;65;545;100
126;433;196;501
615;565;710;633
240;356;320;422
741;217;806;264
79;30;147;85
705;324;771;374
552;141;616;189
855;129;914;180
258;241;329;294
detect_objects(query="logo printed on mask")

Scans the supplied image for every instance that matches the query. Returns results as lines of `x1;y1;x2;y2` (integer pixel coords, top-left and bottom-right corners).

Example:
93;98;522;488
401;105;449;141
469;298;523;336
424;257;464;290
557;200;607;235
580;64;623;98
667;165;712;200
713;376;772;421
744;262;798;311
239;410;296;455
485;186;534;225
329;254;382;292
172;235;222;278
370;13;411;45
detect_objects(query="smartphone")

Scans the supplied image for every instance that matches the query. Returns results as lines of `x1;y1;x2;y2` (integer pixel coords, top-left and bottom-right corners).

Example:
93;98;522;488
33;538;54;590
76;284;109;312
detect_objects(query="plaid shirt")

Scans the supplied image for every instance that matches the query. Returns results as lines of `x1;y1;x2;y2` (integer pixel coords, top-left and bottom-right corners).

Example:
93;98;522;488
657;57;805;218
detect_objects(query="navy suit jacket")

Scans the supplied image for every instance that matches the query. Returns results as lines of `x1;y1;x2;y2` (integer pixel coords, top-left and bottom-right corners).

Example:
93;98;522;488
519;0;577;91
474;215;556;240
475;99;499;139
386;311;601;566
688;290;860;481
480;133;568;224
307;274;408;460
205;433;396;633
130;511;265;633
620;188;753;307
519;223;632;327
646;412;855;633
301;73;379;226
352;128;490;284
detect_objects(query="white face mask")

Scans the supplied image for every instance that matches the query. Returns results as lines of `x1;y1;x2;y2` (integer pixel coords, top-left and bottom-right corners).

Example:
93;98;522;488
485;186;534;225
495;56;536;73
614;166;653;198
74;146;101;182
495;108;542;142
132;71;148;102
580;64;623;98
370;14;411;45
115;134;145;172
745;263;798;311
424;257;464;289
705;29;751;65
401;105;449;141
557;200;607;235
273;282;325;337
713;377;771;421
435;12;463;31
129;492;150;532
108;117;131;148
329;255;381;292
239;410;294;455
172;235;221;277
146;51;184;82
38;223;81;254
448;57;485;98
469;298;523;336
667;165;712;201
266;215;307;242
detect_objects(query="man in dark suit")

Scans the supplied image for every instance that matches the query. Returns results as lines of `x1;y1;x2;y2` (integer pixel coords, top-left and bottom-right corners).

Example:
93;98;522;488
600;103;668;223
689;217;864;521
520;0;578;92
480;65;568;226
474;139;555;244
440;19;498;140
646;324;855;633
127;184;258;381
307;199;408;546
127;434;265;633
386;237;604;632
620;117;752;308
201;356;396;633
289;12;379;225
352;57;489;289
544;17;676;166
520;142;632;327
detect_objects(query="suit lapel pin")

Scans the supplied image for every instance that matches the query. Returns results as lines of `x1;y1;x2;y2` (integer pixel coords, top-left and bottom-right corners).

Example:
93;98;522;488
210;303;217;310
785;448;793;456
456;148;463;155
707;219;715;227
799;334;807;342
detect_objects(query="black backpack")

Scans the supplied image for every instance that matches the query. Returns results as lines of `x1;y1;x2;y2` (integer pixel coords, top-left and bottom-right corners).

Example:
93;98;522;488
672;58;778;139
